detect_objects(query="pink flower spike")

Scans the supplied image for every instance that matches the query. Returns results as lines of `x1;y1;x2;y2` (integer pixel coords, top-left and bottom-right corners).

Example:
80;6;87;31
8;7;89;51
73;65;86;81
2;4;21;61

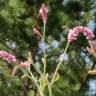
39;3;48;24
68;26;94;43
0;51;16;63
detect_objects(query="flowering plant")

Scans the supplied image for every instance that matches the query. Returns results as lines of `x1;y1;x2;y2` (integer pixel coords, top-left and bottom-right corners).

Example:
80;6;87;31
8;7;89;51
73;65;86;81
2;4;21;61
0;3;95;96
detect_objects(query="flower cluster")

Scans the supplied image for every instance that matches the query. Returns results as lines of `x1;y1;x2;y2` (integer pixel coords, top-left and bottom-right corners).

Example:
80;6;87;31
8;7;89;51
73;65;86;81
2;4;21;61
0;51;16;63
68;26;94;43
12;60;31;76
20;61;31;68
39;3;48;24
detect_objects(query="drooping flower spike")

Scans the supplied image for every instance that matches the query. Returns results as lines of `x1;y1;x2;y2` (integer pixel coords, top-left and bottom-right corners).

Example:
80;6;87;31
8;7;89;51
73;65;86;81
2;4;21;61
68;26;94;43
0;51;16;63
39;3;48;24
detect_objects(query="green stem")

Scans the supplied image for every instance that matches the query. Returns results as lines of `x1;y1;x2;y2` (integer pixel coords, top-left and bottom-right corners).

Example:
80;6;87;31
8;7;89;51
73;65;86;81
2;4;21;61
43;22;47;75
28;52;43;76
32;62;43;76
28;68;44;96
47;82;52;96
51;42;69;84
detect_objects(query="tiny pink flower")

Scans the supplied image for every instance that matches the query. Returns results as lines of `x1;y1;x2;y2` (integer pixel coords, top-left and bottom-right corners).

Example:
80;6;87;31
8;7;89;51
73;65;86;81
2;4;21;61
0;51;16;63
20;61;31;68
83;27;94;40
68;26;94;43
39;3;48;24
68;29;78;43
73;26;84;33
